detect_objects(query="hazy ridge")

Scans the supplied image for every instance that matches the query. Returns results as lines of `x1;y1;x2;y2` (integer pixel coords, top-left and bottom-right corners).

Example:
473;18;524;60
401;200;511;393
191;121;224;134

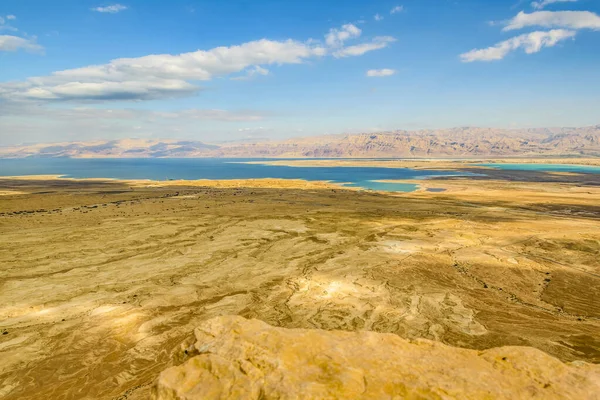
2;126;600;158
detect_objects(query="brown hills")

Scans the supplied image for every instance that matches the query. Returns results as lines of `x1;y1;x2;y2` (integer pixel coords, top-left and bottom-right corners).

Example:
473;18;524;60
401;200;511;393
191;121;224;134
1;125;600;158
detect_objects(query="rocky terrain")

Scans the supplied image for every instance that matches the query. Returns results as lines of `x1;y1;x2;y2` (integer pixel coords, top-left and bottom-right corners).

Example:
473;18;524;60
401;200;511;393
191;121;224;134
1;126;600;158
0;170;599;399
153;315;600;400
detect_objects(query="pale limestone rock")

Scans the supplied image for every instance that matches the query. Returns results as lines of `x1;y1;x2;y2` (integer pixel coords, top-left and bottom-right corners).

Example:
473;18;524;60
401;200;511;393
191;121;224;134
153;316;600;400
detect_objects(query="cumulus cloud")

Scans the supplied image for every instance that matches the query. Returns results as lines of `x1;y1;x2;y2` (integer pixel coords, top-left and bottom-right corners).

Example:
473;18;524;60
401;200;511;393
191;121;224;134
325;24;361;47
0;35;43;52
6;15;16;20
366;68;396;77
0;24;395;102
391;6;404;14
504;11;600;31
531;0;577;10
374;14;384;21
333;36;396;58
0;39;325;101
92;4;128;13
460;29;576;62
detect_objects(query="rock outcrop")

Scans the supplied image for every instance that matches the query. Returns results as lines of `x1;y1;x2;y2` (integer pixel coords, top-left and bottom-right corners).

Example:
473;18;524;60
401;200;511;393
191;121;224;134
152;316;600;400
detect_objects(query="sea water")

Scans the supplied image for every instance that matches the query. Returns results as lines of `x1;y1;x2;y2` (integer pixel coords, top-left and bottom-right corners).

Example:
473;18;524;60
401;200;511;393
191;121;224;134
0;158;467;192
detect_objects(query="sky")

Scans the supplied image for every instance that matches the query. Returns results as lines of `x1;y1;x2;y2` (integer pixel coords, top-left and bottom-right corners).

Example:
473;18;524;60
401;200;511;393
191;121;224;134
1;0;599;145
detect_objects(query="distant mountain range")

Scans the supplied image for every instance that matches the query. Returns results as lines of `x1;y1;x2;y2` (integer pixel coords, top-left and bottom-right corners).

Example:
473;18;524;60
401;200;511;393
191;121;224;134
2;126;600;158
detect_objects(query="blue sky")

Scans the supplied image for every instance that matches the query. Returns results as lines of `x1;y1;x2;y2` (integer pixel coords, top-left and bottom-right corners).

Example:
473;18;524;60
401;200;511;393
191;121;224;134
1;0;599;145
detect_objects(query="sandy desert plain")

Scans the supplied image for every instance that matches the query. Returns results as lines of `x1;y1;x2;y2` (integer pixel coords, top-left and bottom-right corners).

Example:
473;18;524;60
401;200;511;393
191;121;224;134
1;159;600;399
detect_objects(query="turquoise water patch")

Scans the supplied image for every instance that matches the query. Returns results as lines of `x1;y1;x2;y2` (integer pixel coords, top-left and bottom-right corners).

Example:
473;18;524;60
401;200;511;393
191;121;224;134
477;163;600;174
0;158;464;193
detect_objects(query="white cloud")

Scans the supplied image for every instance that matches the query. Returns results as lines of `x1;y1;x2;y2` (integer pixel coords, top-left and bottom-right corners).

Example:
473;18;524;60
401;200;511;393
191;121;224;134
0;35;43;52
333;36;396;58
6;15;16;20
460;29;576;62
0;39;325;101
325;24;361;47
391;6;404;14
531;0;577;10
374;14;384;21
366;68;396;77
504;11;600;31
0;23;395;102
92;4;128;13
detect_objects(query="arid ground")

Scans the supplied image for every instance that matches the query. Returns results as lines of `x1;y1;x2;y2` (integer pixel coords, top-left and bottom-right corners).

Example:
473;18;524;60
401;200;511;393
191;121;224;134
1;165;599;399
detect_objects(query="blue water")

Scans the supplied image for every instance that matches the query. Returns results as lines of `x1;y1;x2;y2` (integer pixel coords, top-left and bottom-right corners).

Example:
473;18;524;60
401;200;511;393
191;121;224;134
477;163;600;174
0;158;468;192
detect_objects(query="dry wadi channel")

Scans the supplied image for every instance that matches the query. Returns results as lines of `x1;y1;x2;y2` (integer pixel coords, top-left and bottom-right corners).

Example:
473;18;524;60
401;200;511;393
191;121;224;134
0;173;599;399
